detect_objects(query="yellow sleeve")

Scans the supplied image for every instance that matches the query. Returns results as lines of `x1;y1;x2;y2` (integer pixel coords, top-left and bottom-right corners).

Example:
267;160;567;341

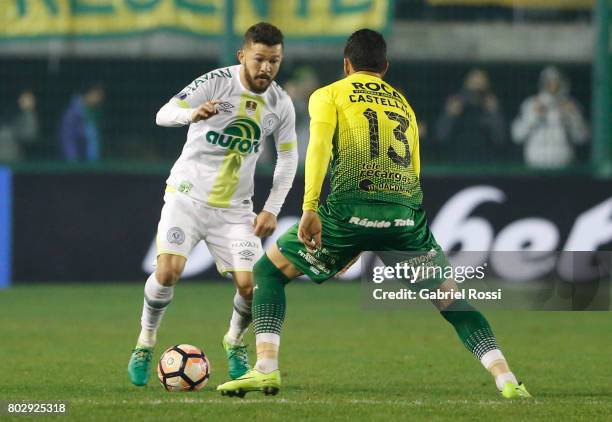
302;87;337;211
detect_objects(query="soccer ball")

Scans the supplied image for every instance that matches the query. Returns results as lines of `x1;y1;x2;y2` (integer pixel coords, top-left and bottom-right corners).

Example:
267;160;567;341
157;344;210;391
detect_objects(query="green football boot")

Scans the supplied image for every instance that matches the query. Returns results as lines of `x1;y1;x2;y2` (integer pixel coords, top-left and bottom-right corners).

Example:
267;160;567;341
217;369;281;398
501;382;532;399
222;335;251;380
128;346;153;386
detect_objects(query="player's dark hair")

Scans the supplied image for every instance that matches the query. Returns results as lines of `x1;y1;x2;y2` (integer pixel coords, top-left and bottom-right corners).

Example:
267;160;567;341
243;22;284;47
344;29;387;73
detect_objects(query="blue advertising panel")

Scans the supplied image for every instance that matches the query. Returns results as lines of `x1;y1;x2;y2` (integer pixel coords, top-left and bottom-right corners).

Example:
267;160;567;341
0;167;12;287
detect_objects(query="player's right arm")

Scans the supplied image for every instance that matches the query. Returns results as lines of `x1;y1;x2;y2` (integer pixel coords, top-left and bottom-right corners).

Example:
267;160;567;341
298;86;337;250
302;87;337;212
155;74;220;127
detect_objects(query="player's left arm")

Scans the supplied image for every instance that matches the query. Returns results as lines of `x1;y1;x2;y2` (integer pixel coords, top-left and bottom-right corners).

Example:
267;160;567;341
253;98;299;237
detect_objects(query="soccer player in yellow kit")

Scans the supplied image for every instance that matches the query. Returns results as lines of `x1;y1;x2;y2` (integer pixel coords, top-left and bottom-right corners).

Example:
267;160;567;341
218;29;531;399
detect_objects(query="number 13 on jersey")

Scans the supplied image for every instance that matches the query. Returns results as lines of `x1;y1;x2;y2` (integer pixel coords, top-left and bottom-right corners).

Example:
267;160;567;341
363;108;412;168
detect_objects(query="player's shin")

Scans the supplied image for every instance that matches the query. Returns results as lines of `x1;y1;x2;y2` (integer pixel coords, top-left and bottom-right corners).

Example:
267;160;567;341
138;273;174;348
440;299;518;391
226;291;252;345
251;255;290;374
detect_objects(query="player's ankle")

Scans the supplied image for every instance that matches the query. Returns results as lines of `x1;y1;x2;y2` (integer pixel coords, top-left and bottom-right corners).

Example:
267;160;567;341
225;330;245;346
494;372;518;391
254;358;278;374
137;329;156;348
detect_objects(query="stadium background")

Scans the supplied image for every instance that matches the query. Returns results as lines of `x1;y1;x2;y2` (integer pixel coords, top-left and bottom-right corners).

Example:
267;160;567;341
0;0;610;284
1;1;612;419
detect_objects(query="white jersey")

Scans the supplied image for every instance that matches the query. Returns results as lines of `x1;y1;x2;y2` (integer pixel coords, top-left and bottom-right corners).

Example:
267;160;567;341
159;65;297;212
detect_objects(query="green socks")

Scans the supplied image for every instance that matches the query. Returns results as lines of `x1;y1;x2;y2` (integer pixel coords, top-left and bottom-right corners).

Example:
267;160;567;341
252;254;291;336
440;299;499;360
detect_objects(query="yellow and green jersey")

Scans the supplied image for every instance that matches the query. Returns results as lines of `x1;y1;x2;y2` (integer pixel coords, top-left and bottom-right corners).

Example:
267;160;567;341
303;72;422;211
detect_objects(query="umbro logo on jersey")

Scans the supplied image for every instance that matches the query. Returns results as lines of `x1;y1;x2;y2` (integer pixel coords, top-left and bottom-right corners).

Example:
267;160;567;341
238;250;255;259
216;102;234;113
206;118;262;154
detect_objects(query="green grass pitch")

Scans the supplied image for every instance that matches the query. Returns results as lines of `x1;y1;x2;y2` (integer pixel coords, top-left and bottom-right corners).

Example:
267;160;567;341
1;282;611;421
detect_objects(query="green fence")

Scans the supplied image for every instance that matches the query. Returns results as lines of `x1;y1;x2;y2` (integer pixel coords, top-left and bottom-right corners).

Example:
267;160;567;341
592;0;612;176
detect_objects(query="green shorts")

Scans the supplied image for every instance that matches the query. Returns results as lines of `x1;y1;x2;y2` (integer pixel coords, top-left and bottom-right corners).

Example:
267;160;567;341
276;201;449;288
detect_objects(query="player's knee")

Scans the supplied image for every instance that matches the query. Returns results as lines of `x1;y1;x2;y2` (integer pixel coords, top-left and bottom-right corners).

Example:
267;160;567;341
232;271;253;298
155;266;182;286
439;298;478;320
237;284;253;299
253;256;271;280
253;255;289;287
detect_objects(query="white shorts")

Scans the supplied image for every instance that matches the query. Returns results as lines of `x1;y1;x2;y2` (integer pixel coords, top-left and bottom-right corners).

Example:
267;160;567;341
156;191;263;275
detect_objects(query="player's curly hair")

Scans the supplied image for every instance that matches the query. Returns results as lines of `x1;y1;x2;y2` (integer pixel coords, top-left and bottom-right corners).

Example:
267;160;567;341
344;29;387;73
243;22;284;47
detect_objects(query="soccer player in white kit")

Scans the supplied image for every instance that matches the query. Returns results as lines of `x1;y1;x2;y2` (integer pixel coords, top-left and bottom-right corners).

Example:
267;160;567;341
128;22;298;386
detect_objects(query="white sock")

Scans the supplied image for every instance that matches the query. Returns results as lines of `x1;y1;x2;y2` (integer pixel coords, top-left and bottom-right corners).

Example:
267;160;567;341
138;273;174;348
495;372;518;391
225;292;252;345
480;349;505;370
480;349;518;390
255;358;278;374
254;333;280;374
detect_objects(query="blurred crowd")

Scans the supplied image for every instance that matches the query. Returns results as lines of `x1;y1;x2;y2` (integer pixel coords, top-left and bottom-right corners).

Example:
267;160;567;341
0;0;595;170
238;64;590;171
0;65;589;171
432;66;588;169
0;90;38;162
0;83;105;164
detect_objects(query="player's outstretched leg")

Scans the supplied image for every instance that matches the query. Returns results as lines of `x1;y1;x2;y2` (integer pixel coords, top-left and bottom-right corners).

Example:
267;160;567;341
128;255;182;386
218;254;290;397
437;292;531;399
223;275;254;379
